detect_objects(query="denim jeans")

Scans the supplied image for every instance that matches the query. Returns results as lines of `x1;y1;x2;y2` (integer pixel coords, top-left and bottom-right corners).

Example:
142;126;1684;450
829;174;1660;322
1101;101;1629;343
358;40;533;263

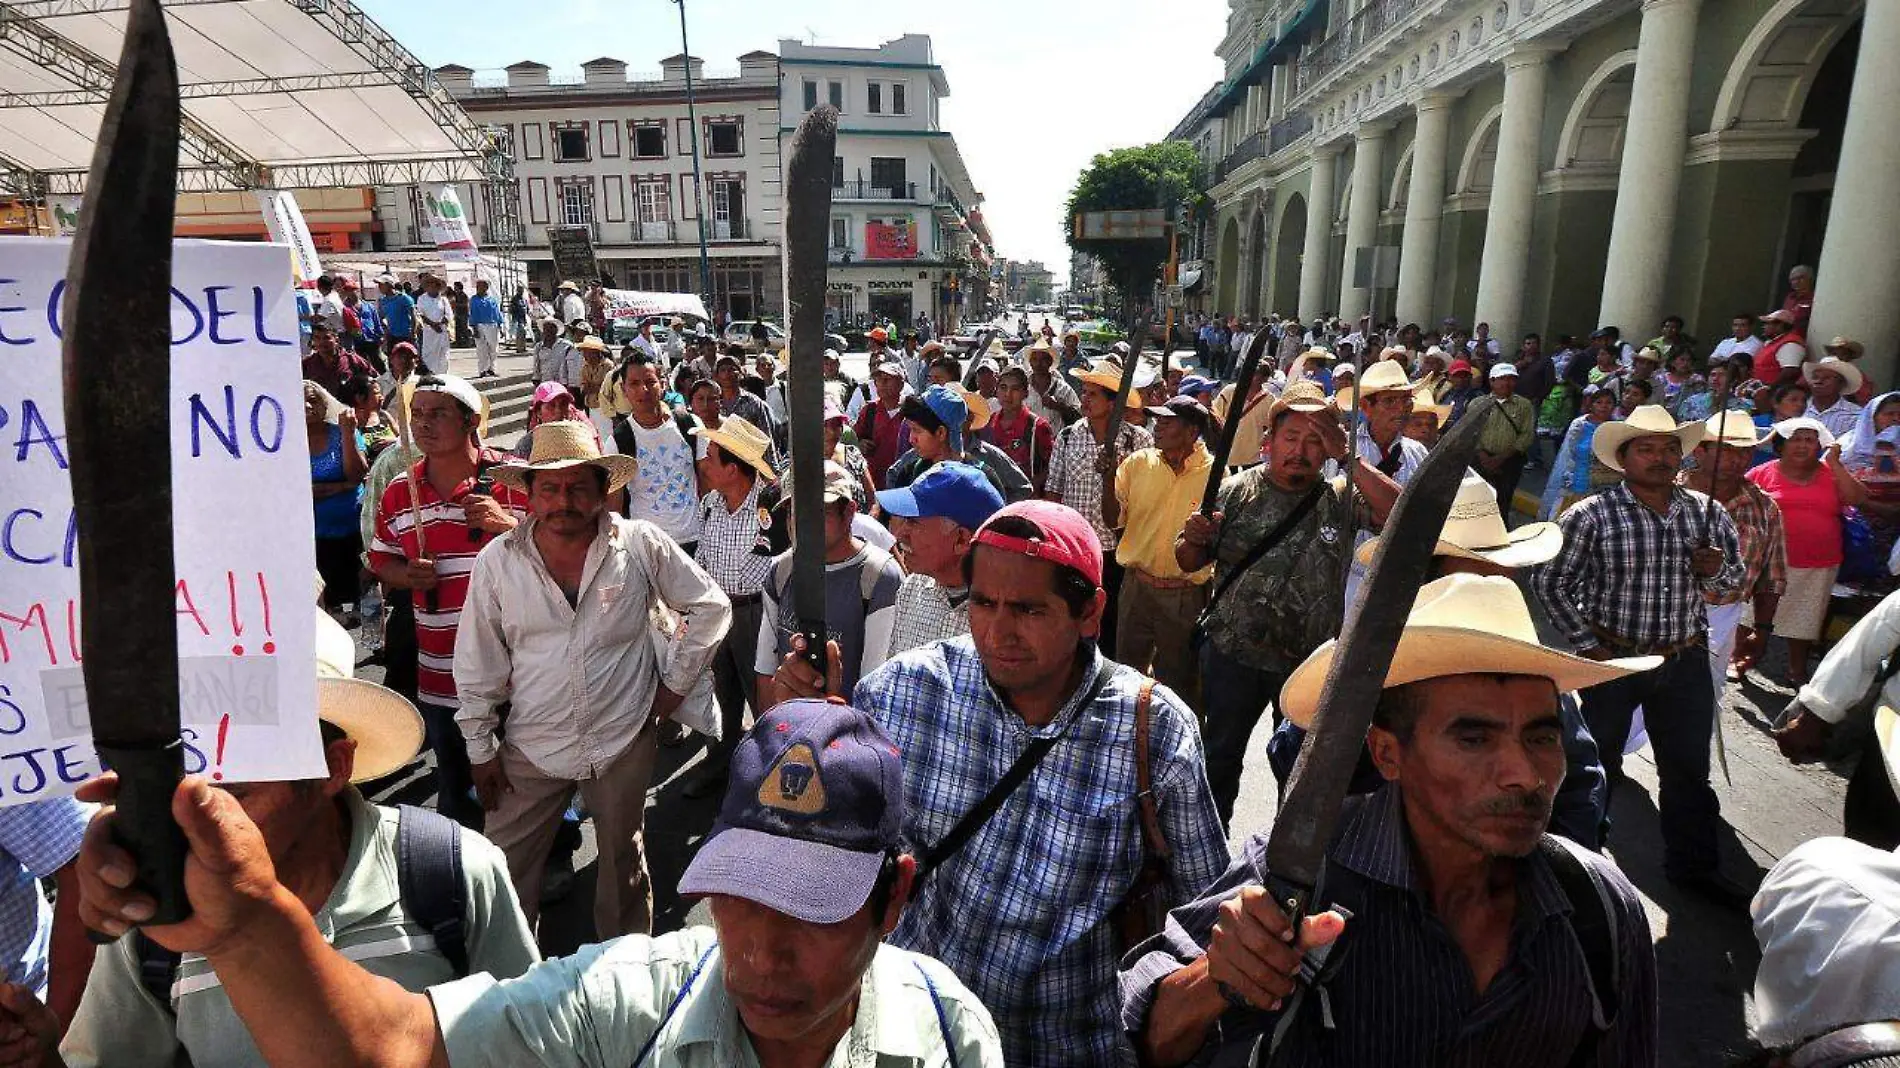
1200;641;1289;830
1578;647;1721;876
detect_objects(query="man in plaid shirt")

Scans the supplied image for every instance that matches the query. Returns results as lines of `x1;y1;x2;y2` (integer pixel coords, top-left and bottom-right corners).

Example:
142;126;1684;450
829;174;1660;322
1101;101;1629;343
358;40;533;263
1682;414;1788;696
854;501;1228;1066
1533;405;1748;907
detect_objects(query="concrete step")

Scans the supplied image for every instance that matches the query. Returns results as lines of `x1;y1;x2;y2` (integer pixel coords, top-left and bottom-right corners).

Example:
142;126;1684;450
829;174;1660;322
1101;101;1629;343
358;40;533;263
476;372;534;445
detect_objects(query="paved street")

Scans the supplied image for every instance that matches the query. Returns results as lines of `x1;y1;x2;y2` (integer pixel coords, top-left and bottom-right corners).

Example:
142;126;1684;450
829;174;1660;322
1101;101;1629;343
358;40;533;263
406;335;1853;1065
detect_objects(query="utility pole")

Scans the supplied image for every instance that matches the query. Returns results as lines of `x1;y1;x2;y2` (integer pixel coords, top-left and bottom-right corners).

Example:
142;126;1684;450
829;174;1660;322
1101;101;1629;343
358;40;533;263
670;0;715;312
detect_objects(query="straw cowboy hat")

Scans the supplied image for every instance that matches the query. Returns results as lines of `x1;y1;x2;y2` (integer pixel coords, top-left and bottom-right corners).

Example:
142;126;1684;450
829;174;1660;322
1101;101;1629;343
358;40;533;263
1411;384;1451;427
1700;412;1767;449
1590;404;1706;473
1075;360;1148;409
1825;336;1866;360
1266;379;1335;423
1334;358;1413;411
558;280;581;292
576;336;610;354
1805;356;1865;395
494;421;639;494
1355;469;1561;570
953;384;993;431
314;610;425;783
690;415;777;481
1279;573;1660;728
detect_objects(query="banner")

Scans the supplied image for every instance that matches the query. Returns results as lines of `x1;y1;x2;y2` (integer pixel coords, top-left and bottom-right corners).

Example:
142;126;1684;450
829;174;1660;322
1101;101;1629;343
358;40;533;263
423;185;483;264
254;190;324;288
864;217;918;260
0;237;325;803
603;289;710;322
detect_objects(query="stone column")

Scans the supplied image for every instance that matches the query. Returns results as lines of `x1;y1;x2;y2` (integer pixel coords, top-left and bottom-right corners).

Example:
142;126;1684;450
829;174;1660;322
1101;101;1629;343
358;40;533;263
1810;0;1900;381
1395;93;1458;326
1597;0;1703;337
1269;66;1287;123
1338;124;1391;320
1298;146;1341;320
1473;46;1556;343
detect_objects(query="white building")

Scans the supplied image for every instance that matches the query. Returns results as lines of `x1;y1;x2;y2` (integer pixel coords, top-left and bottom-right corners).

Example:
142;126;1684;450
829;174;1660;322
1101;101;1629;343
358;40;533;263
392;51;784;320
778;34;992;332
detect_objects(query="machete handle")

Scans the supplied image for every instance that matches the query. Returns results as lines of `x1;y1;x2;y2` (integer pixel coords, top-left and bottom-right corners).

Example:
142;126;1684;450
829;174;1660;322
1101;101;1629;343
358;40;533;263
1263;871;1315;936
798;624;827;680
96;740;192;925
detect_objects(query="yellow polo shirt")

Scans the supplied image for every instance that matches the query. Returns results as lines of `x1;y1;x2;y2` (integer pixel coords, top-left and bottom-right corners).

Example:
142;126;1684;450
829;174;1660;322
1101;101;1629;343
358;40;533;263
1113;443;1217;583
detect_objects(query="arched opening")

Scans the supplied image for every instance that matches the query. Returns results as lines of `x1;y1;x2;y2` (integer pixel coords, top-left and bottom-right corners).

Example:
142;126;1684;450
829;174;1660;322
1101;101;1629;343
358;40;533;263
1388;143;1415;212
1456;107;1503;196
1215;216;1242;315
1272;192;1307;318
1249;209;1270;318
1555;52;1636;174
1781;19;1860;280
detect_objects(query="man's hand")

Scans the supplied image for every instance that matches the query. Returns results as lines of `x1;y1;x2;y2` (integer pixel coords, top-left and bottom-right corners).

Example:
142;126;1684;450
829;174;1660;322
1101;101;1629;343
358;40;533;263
1204;887;1347;1011
402;558;439;592
1093;447;1120;477
1690;546;1724;578
74;774;285;955
773;634;845;702
460;495;517;535
1773;706;1831;764
1181;512;1222;549
0;983;59;1068
1294;411;1348;462
649;685;686;724
336;409;356;434
471;758;512;812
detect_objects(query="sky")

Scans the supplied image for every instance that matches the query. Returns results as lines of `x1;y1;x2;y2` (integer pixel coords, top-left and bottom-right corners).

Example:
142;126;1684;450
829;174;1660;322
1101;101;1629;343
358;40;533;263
359;0;1230;288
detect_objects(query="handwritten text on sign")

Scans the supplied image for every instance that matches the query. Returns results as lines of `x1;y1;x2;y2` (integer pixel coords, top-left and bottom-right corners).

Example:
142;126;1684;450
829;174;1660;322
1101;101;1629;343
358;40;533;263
0;237;325;804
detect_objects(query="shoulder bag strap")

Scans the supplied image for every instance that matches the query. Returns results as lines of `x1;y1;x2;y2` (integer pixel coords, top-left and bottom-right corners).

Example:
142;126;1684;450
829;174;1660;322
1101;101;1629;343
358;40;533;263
1199;482;1326;624
629;942;720;1068
913;960;964;1068
1131;678;1171;863
917;668;1113;881
1537;836;1620;1068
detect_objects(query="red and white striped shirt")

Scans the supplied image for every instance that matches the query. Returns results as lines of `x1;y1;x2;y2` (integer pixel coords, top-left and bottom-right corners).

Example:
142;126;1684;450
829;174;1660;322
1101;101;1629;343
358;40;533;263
369;447;530;706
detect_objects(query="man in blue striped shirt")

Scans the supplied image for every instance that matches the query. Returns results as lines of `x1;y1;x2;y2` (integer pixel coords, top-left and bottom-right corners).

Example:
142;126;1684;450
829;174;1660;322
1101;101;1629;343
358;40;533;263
854;500;1229;1067
1124;575;1659;1067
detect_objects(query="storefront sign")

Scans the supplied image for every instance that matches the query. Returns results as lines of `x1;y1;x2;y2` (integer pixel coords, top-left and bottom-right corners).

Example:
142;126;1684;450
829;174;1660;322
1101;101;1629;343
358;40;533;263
864;218;918;261
867;280;914;291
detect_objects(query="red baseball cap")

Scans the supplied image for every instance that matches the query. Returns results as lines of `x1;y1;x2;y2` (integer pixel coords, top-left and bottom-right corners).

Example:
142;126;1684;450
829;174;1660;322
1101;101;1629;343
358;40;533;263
1448;359;1474;376
972;500;1104;588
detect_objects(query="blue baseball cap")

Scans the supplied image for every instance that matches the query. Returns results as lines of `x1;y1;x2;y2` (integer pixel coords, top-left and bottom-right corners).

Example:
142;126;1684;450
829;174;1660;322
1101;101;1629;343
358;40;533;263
877;461;1005;532
678;699;905;924
1178;374;1218;399
901;384;969;453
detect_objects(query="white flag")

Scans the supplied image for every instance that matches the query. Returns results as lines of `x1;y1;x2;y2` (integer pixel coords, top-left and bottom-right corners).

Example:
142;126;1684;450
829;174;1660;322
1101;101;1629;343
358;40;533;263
423;185;482;263
254;190;324;287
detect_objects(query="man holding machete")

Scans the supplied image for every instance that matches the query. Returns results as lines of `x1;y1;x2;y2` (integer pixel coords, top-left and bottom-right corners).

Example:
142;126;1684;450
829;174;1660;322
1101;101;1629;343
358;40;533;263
1121;573;1659;1066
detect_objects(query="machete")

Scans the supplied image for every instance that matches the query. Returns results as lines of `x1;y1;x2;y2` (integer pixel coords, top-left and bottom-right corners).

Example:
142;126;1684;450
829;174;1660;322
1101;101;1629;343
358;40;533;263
1254;399;1493;1061
783;107;838;673
62;0;190;923
1198;329;1273;516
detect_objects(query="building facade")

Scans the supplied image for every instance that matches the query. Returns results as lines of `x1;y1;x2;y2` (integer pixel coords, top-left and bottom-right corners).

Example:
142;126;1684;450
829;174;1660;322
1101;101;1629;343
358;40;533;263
1191;0;1896;378
779;34;991;333
397;51;784;320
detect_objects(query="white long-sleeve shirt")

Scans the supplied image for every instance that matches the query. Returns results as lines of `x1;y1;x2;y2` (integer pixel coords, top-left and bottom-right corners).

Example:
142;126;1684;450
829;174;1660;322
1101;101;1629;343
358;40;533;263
1797;586;1900;724
454;514;731;779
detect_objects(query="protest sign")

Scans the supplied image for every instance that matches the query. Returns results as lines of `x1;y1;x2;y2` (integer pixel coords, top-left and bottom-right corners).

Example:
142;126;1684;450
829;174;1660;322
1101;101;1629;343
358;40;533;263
0;236;325;804
603;289;710;323
423;185;483;264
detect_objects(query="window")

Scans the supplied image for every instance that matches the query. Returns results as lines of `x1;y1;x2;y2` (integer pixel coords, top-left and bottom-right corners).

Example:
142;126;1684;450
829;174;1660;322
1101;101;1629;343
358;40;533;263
705;117;742;157
870;157;907;198
636;179;672;223
630;121;666;159
557;179;594;225
827;80;843;109
553;124;589;162
892;82;907;115
709;175;745;239
803;79;817;110
868;82;882;114
830;217;848;249
832;157;846;187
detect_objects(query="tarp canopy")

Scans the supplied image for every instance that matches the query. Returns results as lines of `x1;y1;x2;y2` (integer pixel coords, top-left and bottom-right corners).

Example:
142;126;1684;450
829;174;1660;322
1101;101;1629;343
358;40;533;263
0;0;498;196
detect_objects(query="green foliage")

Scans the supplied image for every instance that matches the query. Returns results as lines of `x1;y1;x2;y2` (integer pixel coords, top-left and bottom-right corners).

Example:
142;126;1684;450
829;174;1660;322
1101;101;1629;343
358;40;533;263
1063;141;1207;299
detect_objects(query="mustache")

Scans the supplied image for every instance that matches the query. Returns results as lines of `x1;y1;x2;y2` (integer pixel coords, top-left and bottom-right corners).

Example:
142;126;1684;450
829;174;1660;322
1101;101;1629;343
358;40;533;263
1479;792;1553;819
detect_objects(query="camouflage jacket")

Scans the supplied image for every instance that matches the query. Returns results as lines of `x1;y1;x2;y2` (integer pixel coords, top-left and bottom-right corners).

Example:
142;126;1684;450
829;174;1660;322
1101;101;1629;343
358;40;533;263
1202;467;1350;672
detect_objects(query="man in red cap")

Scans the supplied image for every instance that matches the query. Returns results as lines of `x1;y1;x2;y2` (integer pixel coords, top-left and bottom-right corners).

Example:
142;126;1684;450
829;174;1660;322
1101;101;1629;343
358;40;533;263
851;500;1229;1067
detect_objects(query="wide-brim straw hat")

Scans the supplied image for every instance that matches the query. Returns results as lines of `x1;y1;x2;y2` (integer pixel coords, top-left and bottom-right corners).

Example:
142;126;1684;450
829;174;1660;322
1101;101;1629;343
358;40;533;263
1805;356;1865;395
1074;361;1147;410
1591;404;1706;473
1411;385;1451;427
314;611;424;783
1701;412;1767;449
1279;574;1659;728
1266;380;1336;423
1356;470;1561;570
954;385;992;431
494;421;639;494
1335;358;1413;411
690;415;777;481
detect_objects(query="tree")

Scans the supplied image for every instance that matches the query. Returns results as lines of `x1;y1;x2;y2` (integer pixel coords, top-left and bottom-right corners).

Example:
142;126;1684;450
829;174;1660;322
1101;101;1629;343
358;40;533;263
1063;141;1207;304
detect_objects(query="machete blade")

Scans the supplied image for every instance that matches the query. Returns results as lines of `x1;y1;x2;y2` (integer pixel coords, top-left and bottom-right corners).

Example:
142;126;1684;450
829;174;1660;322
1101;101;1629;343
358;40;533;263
1200;329;1274;512
1262;399;1495;916
61;0;191;923
783;107;838;667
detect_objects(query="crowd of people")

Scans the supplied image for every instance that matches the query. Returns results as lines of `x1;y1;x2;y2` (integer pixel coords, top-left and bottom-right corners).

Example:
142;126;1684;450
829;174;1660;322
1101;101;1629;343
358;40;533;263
2;271;1898;1068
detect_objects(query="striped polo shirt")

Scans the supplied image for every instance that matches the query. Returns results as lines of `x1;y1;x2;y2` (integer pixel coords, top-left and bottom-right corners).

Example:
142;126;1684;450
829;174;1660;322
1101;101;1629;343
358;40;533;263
369;447;529;706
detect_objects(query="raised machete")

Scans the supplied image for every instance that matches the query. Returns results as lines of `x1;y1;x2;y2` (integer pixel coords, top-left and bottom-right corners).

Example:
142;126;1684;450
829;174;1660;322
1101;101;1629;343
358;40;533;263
1198;329;1274;515
62;0;191;923
1253;398;1494;1061
783;107;838;672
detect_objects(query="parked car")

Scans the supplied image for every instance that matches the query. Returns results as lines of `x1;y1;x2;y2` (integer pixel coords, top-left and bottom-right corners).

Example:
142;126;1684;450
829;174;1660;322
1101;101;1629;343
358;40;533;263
724;319;787;353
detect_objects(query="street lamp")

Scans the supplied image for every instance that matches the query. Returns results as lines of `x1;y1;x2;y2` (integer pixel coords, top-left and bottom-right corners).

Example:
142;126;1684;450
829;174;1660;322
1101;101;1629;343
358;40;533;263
668;0;714;314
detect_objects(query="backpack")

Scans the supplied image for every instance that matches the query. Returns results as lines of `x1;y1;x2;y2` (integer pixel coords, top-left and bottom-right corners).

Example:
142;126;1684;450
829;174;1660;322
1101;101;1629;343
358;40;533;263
135;805;468;1010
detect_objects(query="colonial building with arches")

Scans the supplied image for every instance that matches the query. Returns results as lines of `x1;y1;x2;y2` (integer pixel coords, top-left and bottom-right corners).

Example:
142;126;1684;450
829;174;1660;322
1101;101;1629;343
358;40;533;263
1190;0;1896;378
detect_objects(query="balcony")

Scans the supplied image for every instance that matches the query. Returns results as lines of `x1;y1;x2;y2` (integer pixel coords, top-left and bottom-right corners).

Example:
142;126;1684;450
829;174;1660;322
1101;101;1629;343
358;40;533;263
1268;112;1314;154
933;184;968;220
1215;131;1267;183
630;219;676;243
828;246;857;264
1292;0;1424;96
833;179;919;202
546;220;600;243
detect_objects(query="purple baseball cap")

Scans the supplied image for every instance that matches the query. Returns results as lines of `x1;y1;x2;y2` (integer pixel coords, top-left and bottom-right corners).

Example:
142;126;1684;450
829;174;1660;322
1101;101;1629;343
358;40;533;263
679;699;906;924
